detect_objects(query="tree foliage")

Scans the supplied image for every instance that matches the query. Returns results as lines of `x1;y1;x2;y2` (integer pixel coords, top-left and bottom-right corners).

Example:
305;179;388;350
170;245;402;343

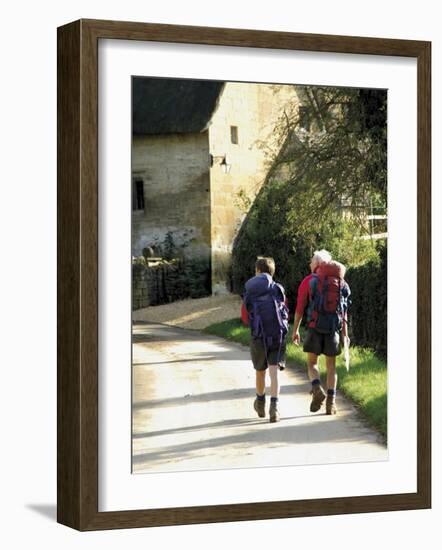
232;85;387;325
266;85;387;228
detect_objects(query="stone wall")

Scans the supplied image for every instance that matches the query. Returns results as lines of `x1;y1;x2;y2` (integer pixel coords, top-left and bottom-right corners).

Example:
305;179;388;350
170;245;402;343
132;263;151;310
132;259;211;310
132;132;211;263
131;83;300;299
208;82;299;294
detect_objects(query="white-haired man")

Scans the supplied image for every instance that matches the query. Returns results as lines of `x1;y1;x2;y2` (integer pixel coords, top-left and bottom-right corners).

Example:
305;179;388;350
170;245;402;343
292;250;350;415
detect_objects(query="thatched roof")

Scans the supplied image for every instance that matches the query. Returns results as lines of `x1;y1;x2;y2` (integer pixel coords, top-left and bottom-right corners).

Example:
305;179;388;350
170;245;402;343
132;77;225;136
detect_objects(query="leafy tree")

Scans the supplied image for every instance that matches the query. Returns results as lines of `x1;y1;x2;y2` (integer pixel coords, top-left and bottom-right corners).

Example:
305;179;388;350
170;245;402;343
266;85;387;229
232;85;387;312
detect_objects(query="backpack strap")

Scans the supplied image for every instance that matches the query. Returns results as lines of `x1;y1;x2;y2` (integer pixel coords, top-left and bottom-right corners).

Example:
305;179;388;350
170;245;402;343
306;275;318;323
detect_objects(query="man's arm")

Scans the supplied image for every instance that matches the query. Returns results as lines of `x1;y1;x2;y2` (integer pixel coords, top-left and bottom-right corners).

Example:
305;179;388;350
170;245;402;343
292;276;309;345
341;315;348;339
292;311;303;345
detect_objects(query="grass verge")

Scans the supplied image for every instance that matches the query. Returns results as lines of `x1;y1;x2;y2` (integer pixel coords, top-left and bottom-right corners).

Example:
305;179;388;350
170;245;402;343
204;319;387;439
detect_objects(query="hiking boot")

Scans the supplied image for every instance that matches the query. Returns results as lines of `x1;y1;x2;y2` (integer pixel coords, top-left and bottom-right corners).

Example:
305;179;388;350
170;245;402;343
326;395;337;415
254;397;266;418
269;401;280;423
310;384;326;412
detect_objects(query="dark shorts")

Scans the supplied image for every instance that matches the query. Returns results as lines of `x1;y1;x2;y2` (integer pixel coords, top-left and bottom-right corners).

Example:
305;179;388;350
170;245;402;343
303;328;341;357
250;338;286;371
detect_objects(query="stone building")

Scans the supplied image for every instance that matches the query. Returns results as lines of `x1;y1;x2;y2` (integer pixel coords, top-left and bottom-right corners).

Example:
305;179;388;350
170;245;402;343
132;77;299;294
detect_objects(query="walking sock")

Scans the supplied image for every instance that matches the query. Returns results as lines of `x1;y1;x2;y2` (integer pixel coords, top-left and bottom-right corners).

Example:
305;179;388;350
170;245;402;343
270;397;279;404
312;379;321;387
327;389;336;399
256;393;265;401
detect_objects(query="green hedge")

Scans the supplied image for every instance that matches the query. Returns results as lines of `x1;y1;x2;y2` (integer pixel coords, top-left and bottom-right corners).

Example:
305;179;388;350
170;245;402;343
231;181;312;313
346;245;387;357
231;181;387;357
231;178;387;357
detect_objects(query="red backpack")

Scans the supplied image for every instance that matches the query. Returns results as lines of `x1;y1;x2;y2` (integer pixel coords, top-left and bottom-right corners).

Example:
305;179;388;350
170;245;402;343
307;262;350;334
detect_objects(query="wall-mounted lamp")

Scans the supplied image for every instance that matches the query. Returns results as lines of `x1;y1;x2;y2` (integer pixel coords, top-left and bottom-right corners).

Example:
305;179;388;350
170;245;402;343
209;153;232;174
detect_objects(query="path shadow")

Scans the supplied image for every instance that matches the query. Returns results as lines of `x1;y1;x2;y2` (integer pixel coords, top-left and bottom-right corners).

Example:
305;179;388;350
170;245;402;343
132;345;251;365
133;383;306;410
132;322;246;349
134;414;314;439
133;336;248;361
134;418;270;439
134;356;219;366
132;419;369;468
132;332;195;345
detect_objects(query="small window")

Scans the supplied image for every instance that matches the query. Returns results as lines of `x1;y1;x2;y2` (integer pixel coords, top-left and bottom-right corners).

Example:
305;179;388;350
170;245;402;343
132;179;145;210
230;126;238;144
298;106;311;131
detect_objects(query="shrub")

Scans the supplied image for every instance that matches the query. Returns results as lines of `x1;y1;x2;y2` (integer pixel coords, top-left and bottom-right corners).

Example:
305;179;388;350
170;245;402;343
231;181;312;314
231;176;386;356
231;179;380;317
346;243;387;357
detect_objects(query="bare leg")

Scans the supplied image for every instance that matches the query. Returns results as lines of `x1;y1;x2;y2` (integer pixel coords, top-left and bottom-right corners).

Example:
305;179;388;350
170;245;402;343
268;364;280;399
268;364;281;422
325;355;337;415
307;352;321;382
255;370;266;396
307;353;326;412
325;355;337;391
254;369;267;418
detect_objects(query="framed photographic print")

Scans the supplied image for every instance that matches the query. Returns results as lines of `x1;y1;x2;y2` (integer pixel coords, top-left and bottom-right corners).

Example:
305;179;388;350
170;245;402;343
57;19;431;531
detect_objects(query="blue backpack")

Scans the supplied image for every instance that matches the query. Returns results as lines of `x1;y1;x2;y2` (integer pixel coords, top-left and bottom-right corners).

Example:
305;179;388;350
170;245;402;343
244;274;289;358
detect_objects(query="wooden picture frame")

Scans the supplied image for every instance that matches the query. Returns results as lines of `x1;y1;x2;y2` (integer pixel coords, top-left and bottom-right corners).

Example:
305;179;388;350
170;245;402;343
57;18;431;531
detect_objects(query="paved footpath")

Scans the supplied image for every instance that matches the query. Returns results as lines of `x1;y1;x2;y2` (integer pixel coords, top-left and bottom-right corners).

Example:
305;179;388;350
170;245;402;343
132;322;387;474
